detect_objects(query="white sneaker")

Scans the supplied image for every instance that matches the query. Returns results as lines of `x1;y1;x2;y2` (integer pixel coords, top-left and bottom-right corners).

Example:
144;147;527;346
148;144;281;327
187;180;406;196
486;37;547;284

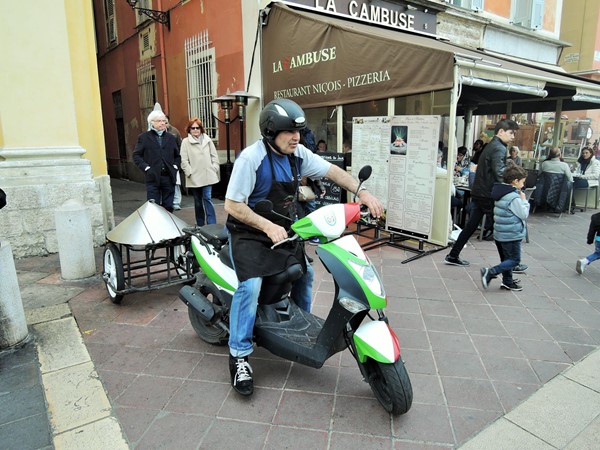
576;259;587;274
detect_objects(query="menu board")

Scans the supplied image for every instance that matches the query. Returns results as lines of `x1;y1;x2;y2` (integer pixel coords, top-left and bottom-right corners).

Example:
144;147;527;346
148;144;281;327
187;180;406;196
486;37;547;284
352;115;440;240
314;152;345;208
351;117;391;207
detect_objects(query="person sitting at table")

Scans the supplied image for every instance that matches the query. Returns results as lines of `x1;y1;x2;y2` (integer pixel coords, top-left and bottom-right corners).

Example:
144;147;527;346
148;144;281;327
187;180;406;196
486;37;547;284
471;140;485;164
454;146;470;175
539;147;573;183
574;146;600;189
507;146;522;166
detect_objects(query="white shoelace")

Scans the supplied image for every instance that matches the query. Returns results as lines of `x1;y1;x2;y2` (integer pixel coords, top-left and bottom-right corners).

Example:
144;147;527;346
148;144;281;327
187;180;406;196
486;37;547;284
234;359;253;383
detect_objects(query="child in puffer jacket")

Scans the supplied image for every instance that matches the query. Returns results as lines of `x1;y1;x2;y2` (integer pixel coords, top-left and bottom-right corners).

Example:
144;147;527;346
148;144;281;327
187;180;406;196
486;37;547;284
576;212;600;274
480;165;529;291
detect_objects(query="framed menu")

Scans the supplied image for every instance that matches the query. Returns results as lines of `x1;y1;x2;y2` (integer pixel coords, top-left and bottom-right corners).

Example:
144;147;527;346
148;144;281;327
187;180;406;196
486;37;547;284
352;115;440;240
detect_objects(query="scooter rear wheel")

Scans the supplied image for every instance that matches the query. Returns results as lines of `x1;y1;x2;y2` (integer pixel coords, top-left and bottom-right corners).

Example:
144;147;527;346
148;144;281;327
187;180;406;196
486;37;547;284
188;279;229;345
365;357;413;415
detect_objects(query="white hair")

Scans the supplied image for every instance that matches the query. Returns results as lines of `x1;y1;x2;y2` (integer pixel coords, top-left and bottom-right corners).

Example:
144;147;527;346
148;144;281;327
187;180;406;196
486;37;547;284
147;110;166;126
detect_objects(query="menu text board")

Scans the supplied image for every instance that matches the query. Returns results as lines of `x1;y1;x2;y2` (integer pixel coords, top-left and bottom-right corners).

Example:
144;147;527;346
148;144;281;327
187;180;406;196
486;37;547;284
352;115;440;240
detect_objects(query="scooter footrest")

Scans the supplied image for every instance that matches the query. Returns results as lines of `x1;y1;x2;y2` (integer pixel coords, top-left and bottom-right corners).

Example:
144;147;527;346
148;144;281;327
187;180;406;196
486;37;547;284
254;304;331;368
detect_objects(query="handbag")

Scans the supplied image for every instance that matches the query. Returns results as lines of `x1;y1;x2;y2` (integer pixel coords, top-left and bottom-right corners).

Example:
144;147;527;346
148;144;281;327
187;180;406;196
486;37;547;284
298;185;316;202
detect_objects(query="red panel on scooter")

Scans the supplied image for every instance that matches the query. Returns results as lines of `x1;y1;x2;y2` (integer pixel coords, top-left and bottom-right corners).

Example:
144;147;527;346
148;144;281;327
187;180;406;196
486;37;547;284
344;203;361;225
388;323;401;360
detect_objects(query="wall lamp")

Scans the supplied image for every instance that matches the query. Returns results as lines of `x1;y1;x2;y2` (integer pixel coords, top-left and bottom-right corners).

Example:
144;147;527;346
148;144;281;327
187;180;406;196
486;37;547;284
125;0;170;30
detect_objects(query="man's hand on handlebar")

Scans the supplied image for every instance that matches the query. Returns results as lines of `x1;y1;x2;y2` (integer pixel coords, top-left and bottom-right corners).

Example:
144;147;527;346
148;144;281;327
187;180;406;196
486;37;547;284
358;190;384;218
264;222;289;244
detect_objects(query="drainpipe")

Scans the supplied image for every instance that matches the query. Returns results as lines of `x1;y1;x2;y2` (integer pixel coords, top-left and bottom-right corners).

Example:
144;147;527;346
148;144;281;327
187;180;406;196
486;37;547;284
157;0;169;114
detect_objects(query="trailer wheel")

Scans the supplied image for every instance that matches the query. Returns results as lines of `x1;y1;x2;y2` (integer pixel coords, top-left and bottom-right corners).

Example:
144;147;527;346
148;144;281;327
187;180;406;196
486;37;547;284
103;243;125;304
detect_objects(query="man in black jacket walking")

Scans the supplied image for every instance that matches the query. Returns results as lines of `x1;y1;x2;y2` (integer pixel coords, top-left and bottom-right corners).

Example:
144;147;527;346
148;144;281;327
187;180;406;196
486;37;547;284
445;119;520;267
133;110;181;212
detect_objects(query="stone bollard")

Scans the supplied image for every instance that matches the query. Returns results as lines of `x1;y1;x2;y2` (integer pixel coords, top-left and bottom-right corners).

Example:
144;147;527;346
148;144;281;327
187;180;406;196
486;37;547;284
55;199;96;280
0;241;29;348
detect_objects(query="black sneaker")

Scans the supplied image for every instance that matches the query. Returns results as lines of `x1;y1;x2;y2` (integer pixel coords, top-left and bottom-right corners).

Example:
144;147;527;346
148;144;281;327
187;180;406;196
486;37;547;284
229;355;253;396
513;264;528;274
480;267;495;289
445;255;470;266
501;280;523;291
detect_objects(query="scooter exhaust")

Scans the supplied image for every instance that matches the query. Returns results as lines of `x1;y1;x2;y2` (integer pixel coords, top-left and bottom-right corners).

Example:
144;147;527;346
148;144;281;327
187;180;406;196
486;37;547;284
179;285;217;322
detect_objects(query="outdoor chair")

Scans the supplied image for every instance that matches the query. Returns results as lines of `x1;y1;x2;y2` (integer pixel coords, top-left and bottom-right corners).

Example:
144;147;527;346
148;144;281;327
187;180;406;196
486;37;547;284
532;172;572;217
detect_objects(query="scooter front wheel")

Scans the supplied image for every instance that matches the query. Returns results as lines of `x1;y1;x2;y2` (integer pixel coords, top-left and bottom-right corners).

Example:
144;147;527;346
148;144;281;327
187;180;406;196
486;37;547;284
188;279;229;346
364;357;413;415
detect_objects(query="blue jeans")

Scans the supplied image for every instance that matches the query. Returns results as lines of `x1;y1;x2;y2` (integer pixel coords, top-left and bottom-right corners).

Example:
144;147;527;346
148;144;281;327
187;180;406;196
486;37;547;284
586;240;600;264
228;261;314;358
190;185;216;226
491;240;521;283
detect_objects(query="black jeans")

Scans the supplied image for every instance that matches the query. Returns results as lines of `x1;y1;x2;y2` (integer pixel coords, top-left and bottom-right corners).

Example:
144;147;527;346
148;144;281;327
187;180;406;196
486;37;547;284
146;174;175;212
448;196;494;258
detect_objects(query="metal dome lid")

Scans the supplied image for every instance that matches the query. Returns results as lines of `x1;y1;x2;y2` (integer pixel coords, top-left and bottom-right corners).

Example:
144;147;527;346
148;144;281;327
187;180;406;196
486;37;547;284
106;201;190;246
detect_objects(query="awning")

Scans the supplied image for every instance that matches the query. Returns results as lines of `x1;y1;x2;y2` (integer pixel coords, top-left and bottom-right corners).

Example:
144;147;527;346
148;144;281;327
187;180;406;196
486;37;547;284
261;3;600;114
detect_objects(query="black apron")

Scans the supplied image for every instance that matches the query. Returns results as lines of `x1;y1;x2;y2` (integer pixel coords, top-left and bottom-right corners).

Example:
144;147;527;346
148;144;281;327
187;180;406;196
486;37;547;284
226;143;307;282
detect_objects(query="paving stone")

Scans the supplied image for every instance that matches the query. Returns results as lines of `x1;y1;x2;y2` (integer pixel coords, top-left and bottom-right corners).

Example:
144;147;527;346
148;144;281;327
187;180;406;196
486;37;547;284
136;411;213;449
274;391;334;430
34;317;91;373
267;427;329;450
505;375;600;448
25;303;71;325
441;377;503;411
458;417;554;450
53;416;128;449
20;284;85;309
0;414;52;450
43;361;112;434
564;413;600;449
0;384;47;424
392;403;454;445
563;347;600;392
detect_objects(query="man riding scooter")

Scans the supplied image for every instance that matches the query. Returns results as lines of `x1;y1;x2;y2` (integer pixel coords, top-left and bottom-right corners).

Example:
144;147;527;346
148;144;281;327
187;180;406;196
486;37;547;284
224;98;384;396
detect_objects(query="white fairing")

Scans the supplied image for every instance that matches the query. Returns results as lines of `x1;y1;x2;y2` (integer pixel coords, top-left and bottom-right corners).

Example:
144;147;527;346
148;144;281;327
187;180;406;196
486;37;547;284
191;236;238;294
330;235;367;260
308;204;349;239
354;320;397;363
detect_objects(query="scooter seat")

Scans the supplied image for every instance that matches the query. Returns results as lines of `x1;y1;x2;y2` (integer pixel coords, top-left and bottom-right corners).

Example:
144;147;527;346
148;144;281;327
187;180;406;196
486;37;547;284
260;263;304;305
198;224;228;250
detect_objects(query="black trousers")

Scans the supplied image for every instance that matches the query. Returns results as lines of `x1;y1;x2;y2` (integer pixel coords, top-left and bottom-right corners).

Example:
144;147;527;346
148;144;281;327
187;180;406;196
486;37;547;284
448;196;494;258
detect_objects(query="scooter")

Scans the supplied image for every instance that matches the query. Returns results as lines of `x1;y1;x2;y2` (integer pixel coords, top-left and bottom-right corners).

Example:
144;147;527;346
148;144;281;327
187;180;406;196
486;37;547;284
178;166;412;415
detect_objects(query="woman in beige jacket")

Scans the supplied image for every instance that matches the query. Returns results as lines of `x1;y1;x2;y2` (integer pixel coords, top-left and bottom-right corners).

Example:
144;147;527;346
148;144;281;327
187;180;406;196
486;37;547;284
180;118;220;225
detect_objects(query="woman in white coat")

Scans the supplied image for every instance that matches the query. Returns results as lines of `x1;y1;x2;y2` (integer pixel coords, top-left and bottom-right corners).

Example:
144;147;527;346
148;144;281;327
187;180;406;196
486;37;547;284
180;118;220;225
574;146;600;189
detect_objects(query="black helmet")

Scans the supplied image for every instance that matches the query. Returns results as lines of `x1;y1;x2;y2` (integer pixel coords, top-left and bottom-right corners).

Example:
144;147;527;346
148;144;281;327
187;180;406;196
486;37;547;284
259;99;306;139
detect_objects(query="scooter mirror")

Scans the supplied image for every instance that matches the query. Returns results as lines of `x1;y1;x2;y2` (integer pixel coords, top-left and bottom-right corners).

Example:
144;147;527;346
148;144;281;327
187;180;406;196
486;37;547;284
358;165;372;182
254;200;274;214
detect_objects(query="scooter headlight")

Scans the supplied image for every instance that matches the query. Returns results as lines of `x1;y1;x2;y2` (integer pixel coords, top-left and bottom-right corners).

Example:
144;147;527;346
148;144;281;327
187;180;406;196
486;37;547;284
347;259;383;296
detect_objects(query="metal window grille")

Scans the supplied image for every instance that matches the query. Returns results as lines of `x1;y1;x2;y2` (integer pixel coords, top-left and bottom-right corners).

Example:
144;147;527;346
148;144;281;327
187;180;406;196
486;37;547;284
185;30;217;139
137;59;156;127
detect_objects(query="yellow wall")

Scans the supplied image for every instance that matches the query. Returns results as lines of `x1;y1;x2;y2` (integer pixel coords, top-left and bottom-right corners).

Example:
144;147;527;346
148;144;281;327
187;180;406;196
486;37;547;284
560;0;600;72
0;0;107;176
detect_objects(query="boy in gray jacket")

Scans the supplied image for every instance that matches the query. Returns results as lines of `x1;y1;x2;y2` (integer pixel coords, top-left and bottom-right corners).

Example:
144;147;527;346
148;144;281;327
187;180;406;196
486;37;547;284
481;165;530;291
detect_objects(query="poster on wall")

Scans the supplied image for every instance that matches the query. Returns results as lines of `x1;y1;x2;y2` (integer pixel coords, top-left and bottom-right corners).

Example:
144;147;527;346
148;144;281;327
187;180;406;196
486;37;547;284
352;115;440;240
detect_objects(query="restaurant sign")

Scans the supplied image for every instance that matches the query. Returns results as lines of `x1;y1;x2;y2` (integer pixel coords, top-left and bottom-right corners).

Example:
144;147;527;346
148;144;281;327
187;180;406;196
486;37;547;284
262;4;453;108
280;0;438;34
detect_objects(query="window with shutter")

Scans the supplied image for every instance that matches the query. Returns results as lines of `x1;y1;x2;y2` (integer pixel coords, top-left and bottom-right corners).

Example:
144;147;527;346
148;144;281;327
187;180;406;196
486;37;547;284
513;0;544;29
446;0;484;10
104;0;117;44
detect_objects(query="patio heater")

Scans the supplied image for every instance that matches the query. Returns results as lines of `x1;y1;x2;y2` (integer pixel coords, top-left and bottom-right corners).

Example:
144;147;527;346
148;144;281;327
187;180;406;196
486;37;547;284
231;91;259;150
212;95;235;193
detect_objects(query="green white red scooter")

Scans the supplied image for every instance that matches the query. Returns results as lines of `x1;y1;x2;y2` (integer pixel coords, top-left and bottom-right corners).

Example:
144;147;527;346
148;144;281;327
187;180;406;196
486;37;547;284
179;166;412;414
